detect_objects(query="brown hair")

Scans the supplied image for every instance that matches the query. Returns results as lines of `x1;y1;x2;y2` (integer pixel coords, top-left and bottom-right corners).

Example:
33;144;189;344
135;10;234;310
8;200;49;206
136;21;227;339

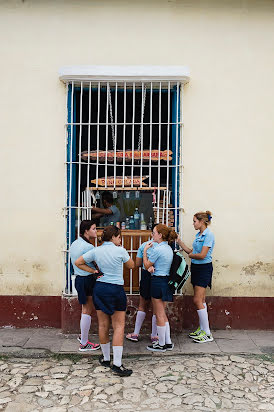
80;220;96;237
101;225;121;242
155;224;178;244
194;210;212;226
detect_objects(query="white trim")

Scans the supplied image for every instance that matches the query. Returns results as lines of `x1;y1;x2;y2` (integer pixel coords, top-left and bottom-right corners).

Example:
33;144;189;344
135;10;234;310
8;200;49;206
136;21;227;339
59;65;190;83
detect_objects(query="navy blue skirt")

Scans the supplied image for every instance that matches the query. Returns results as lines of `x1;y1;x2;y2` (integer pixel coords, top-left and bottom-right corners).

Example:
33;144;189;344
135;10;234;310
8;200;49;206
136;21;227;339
191;263;213;289
151;276;173;302
93;281;127;315
75;275;96;305
140;269;152;300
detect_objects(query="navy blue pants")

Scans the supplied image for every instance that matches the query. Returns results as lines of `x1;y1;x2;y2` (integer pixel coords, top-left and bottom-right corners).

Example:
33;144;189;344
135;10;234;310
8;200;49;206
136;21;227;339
151;276;173;302
191;263;213;289
93;281;127;315
140;269;152;300
75;275;96;305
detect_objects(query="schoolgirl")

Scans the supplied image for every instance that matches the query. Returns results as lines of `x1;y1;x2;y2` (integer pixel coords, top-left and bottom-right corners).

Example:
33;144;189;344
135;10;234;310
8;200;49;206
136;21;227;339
69;220;100;352
177;211;215;343
75;225;134;377
143;224;177;352
126;225;158;343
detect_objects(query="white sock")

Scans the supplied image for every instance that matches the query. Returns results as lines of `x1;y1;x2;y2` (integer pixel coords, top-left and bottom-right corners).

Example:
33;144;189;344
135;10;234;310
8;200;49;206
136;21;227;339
157;325;166;346
113;346;123;367
133;311;146;335
197;303;207;328
101;342;110;361
165;322;172;344
80;314;91;345
197;308;210;335
151;314;157;337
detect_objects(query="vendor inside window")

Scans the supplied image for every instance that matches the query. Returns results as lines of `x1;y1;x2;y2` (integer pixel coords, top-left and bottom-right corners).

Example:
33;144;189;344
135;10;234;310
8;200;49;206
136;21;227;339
91;191;120;227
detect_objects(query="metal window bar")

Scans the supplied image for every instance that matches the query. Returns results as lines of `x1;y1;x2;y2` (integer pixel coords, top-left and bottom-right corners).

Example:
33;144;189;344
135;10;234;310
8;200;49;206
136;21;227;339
67;81;74;294
122;82;126;187
77;82;83;235
96;82;100;188
65;80;182;296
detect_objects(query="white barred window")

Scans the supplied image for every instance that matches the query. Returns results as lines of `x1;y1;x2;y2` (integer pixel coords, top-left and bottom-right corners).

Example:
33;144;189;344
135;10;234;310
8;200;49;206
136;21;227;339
60;66;190;295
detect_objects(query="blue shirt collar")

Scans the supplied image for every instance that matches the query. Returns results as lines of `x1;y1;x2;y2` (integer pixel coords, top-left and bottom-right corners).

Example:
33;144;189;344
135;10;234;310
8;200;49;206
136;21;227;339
197;228;209;237
102;241;114;246
158;241;168;246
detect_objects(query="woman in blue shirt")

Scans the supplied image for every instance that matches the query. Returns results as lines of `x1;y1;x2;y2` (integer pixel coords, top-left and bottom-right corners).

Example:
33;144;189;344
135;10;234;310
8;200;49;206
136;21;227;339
143;224;178;353
177;210;215;343
70;220;100;352
126;225;158;344
75;225;134;377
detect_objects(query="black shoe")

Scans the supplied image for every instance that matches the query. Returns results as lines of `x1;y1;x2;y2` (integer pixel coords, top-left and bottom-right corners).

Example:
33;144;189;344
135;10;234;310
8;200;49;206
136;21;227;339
165;343;174;351
112;364;133;377
146;342;166;352
99;355;111;368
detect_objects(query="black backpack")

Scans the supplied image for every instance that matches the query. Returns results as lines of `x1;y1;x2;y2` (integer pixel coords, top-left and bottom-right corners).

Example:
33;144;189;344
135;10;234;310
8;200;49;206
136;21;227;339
168;251;191;293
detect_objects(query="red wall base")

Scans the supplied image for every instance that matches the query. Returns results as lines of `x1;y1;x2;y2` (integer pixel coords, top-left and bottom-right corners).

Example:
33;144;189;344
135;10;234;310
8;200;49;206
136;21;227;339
0;295;273;331
0;296;61;328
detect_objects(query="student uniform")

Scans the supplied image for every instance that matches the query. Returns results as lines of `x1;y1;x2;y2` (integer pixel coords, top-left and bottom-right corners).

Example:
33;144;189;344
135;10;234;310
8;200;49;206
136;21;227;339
70;237;96;305
102;205;121;226
83;241;130;315
148;241;174;302
136;241;156;300
191;228;215;288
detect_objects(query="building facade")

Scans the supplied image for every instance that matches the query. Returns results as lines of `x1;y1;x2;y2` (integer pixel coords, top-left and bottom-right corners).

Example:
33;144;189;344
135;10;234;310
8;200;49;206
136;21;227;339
0;0;273;331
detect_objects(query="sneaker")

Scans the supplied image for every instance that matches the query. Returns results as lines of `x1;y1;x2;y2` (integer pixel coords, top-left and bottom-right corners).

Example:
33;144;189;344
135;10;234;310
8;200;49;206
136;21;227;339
77;335;81;343
146;342;166;353
192;330;214;343
151;336;158;344
112;364;133;377
126;333;139;342
188;326;201;339
165;342;174;351
79;341;100;351
99;355;111;368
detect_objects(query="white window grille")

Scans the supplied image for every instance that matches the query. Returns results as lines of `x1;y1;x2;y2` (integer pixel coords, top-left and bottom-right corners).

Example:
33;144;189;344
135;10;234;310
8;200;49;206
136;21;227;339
60;66;190;295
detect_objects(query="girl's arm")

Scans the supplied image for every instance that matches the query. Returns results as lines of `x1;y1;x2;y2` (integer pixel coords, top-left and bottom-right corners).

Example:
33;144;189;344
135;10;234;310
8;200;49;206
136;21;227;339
74;256;99;274
143;243;154;270
177;237;193;254
188;246;210;260
124;258;135;269
136;257;143;268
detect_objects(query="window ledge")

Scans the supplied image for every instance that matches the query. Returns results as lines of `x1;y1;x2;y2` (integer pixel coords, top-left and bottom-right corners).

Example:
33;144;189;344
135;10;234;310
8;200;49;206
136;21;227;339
59;65;190;83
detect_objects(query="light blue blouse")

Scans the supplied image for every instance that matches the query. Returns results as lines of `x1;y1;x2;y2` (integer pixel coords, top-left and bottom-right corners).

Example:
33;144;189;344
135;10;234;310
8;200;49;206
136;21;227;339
148;241;173;277
83;241;130;285
191;228;215;264
137;241;156;270
70;237;96;277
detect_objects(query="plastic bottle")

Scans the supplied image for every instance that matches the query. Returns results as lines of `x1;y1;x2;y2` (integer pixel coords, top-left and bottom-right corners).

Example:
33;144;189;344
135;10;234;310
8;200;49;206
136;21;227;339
125;217;130;230
140;213;146;230
148;216;153;231
121;221;126;230
134;207;140;230
129;215;135;230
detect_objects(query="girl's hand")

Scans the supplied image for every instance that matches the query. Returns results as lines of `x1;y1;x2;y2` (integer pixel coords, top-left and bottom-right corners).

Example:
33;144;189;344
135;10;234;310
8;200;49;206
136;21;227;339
144;241;153;251
148;266;155;273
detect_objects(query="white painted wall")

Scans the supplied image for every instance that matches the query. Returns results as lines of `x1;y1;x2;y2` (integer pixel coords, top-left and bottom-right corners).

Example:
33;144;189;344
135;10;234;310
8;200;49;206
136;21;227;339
0;0;273;296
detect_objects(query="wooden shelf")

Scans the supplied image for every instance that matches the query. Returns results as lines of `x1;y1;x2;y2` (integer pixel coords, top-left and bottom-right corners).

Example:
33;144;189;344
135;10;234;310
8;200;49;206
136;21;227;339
97;229;152;235
87;187;168;191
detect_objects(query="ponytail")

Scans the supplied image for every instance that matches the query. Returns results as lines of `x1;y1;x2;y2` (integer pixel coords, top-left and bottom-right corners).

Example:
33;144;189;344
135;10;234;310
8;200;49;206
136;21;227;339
155;224;178;244
194;210;213;226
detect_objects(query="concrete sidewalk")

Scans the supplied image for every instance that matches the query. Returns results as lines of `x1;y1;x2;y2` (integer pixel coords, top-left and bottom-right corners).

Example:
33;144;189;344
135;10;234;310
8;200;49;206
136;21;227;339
0;328;273;358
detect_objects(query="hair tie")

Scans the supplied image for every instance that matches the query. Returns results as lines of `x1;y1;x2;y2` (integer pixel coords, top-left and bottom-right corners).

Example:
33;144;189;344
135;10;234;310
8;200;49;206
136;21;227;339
208;215;212;221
